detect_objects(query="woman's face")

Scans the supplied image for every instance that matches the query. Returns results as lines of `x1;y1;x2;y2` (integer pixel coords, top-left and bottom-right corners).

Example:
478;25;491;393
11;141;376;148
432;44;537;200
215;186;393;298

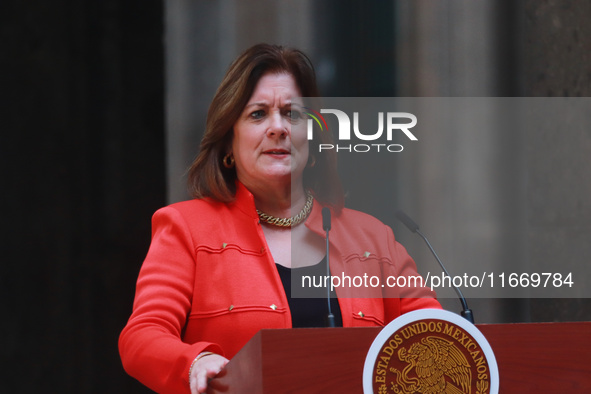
231;72;308;191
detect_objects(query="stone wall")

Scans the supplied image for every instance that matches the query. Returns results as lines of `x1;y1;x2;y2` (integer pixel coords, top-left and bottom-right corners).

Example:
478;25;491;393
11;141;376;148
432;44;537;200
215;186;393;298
523;0;591;321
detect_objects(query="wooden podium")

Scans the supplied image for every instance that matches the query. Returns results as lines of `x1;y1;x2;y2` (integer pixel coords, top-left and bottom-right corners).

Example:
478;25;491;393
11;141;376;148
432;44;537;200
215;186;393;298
209;322;591;393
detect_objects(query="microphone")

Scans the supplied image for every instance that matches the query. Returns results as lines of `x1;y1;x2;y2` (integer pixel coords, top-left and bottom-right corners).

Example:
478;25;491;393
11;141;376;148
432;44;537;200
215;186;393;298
395;210;475;324
322;207;335;327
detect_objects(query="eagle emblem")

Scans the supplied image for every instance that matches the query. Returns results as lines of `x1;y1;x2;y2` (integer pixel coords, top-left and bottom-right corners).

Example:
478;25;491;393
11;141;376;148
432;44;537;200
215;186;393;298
390;336;472;394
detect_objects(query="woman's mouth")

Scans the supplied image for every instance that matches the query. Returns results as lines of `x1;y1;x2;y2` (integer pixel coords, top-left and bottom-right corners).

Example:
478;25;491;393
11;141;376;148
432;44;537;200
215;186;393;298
263;149;290;156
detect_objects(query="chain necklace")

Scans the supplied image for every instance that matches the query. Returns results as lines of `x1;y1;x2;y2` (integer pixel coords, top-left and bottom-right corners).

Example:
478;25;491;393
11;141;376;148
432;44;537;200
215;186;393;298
257;191;313;227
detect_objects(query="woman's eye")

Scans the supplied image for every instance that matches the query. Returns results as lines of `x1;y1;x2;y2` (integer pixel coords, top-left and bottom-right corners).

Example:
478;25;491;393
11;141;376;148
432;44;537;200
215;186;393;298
287;110;302;120
250;110;265;119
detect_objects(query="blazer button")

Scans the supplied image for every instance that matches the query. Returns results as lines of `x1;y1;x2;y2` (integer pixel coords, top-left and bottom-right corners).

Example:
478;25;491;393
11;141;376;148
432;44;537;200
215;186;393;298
270;304;278;311
358;311;365;318
222;243;228;249
228;305;234;311
363;251;371;258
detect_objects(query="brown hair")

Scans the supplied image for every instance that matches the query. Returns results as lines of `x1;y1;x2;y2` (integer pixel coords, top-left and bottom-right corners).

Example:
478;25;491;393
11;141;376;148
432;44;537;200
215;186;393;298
187;43;343;209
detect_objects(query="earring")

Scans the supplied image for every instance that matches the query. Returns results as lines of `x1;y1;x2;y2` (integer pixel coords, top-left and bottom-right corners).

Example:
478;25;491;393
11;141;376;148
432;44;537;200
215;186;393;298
307;155;316;168
223;153;235;168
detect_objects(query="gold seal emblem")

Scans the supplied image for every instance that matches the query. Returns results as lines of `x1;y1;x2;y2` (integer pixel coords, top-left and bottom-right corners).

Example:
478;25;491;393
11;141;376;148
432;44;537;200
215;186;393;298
364;310;498;394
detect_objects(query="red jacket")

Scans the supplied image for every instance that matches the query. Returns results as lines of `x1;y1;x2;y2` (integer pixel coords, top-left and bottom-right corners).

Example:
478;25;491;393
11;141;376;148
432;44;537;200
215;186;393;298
119;182;440;393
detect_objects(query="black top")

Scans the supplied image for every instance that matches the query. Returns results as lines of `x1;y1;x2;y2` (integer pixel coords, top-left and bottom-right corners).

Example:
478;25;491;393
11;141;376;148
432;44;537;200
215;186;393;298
275;257;343;328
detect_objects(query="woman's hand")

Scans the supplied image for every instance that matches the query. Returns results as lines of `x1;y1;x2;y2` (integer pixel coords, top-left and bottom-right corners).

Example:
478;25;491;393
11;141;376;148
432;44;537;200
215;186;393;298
189;353;229;394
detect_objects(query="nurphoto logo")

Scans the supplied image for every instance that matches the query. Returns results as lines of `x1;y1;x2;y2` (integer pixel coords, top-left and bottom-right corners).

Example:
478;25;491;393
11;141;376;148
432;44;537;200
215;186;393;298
304;108;418;153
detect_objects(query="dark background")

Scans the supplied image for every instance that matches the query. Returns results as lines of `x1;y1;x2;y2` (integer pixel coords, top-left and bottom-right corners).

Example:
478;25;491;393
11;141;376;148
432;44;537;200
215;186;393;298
2;1;164;392
2;0;590;392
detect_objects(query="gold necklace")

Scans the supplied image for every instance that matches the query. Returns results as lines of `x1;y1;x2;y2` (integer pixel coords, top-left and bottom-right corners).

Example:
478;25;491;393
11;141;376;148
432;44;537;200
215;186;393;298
257;191;313;227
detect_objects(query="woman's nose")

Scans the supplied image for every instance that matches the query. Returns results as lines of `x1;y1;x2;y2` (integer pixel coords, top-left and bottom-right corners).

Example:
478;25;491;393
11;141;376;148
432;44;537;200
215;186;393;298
266;112;289;137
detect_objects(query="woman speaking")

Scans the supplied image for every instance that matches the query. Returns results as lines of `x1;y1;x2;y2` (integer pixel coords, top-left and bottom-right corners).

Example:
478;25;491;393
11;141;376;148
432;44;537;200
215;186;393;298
119;43;440;394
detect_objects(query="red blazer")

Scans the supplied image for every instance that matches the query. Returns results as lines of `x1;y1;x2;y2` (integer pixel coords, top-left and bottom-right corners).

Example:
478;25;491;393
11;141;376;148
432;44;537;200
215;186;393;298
119;182;440;393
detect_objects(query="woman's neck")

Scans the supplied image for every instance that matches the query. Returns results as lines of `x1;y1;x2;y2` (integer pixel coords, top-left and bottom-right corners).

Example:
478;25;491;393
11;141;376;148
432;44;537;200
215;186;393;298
247;182;306;219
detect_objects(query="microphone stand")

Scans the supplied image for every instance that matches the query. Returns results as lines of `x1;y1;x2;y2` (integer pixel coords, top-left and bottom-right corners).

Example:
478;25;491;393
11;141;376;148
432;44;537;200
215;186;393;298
395;210;475;324
323;207;336;327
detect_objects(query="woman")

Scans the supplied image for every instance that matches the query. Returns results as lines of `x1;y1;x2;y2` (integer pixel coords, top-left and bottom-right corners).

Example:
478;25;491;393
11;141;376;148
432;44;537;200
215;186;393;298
119;43;440;394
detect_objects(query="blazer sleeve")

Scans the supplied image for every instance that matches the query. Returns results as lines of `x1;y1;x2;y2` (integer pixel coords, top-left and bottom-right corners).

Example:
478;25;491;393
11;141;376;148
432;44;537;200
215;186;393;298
119;206;223;394
383;225;442;322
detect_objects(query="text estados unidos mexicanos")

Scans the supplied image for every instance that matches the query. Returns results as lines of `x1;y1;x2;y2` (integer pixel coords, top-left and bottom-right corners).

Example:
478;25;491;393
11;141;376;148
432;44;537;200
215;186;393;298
301;272;574;291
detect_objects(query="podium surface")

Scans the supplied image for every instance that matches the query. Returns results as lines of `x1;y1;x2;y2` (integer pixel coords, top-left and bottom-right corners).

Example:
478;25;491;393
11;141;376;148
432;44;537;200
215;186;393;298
209;322;591;393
